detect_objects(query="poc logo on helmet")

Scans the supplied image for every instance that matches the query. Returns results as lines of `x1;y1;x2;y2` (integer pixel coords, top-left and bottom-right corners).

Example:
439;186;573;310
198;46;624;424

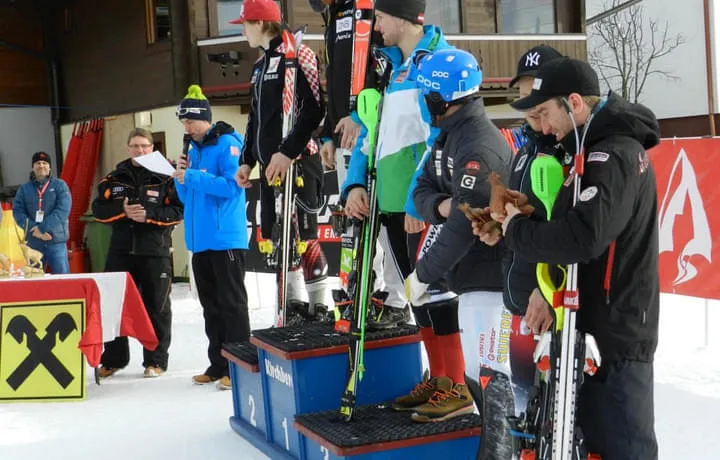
417;74;441;90
431;70;450;78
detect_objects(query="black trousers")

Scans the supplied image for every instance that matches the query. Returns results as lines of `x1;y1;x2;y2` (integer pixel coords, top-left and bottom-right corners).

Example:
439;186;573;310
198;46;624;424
101;254;172;370
577;360;658;460
259;153;324;241
192;249;250;378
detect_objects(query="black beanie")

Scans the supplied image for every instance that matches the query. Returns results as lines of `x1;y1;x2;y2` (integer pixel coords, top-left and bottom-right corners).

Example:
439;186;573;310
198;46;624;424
32;151;51;166
375;0;425;25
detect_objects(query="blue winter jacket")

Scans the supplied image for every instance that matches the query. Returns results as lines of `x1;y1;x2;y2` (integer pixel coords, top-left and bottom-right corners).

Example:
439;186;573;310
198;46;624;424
13;175;71;249
342;25;453;219
174;122;248;253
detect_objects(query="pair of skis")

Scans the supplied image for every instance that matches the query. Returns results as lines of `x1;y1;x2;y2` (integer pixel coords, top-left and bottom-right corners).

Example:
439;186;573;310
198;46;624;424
259;25;308;328
336;0;380;421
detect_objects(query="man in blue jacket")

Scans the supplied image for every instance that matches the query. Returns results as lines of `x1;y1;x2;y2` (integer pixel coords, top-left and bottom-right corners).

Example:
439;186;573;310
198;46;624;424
173;85;249;391
342;0;454;328
13;151;71;273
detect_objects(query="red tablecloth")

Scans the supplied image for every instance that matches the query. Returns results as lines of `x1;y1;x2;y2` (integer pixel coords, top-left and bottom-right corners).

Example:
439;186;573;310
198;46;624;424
0;273;158;367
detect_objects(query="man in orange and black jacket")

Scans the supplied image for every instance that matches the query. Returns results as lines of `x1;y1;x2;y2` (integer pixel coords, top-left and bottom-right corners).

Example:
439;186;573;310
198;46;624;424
92;127;184;379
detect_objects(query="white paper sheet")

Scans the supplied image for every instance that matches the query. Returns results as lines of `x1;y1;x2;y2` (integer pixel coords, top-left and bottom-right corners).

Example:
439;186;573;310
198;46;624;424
134;151;176;176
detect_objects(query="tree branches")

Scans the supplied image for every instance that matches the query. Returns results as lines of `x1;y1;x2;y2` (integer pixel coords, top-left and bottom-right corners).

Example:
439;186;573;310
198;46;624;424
588;0;686;103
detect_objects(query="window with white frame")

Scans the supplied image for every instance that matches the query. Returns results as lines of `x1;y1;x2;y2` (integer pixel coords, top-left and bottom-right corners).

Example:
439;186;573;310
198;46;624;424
498;0;555;34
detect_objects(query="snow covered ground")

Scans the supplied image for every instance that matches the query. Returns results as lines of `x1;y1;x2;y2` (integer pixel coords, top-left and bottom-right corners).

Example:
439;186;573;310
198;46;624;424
0;274;718;459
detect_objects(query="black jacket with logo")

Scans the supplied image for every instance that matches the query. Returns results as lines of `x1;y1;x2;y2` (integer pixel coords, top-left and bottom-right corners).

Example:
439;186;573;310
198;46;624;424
502;126;566;315
320;0;382;142
413;98;512;294
241;34;325;169
504;92;661;363
92;159;183;257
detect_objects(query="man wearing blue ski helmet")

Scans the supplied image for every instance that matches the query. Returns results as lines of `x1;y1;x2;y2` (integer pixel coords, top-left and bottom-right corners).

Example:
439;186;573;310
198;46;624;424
415;48;482;118
407;45;515;455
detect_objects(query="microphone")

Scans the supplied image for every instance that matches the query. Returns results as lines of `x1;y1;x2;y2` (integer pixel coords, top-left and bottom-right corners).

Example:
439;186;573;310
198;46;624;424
179;134;191;170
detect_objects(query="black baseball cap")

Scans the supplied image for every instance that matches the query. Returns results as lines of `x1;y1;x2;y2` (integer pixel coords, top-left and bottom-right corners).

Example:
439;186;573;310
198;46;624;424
511;57;601;111
509;45;563;87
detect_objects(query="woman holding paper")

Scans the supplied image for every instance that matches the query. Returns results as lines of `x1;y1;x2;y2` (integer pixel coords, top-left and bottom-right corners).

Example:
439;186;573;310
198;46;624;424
91;127;184;379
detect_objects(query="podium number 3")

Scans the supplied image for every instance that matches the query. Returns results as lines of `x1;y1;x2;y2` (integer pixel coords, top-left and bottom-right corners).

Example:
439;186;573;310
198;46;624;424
321;446;329;460
281;417;290;450
248;395;257;427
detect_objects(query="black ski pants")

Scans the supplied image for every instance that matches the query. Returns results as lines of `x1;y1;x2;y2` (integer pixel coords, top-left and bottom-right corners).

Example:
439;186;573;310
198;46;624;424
259;153;324;241
192;249;250;378
577;359;658;460
101;254;172;370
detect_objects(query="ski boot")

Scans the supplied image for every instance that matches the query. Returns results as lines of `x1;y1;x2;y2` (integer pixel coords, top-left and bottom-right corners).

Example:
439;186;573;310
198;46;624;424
333;289;401;332
285;300;333;327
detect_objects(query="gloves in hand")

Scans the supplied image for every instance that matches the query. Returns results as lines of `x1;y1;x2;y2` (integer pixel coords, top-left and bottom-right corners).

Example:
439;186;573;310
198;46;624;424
404;271;430;306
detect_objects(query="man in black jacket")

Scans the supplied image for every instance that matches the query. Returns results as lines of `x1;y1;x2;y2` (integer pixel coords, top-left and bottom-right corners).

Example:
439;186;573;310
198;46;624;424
502;57;660;459
403;48;516;455
501;45;564;321
310;0;377;180
93;128;184;378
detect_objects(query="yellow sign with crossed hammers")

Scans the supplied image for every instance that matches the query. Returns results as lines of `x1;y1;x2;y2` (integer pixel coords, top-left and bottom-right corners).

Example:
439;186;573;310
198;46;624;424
0;299;86;402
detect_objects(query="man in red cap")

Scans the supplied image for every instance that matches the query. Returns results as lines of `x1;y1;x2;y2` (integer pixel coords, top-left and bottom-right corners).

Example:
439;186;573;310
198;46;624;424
232;0;331;318
228;0;281;26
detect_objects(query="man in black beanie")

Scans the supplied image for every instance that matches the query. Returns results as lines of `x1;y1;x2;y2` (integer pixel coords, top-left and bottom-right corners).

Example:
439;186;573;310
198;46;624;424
13;151;71;273
375;0;425;25
342;0;485;423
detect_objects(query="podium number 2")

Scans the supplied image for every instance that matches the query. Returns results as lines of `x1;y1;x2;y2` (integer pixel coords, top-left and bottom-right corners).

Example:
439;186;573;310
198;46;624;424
281;417;289;450
248;395;257;427
321;446;329;460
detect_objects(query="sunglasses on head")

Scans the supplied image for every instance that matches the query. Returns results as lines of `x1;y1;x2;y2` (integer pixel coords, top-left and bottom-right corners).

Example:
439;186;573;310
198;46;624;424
176;107;208;116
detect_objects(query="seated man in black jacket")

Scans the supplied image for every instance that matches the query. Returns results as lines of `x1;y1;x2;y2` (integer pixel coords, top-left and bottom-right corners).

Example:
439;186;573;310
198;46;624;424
93;128;184;378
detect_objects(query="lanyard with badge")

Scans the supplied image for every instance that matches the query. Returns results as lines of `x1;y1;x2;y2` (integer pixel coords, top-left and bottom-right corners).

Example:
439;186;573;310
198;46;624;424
35;181;50;223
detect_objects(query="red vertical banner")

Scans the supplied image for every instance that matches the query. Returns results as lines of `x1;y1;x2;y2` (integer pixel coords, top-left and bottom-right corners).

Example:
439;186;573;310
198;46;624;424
649;138;720;300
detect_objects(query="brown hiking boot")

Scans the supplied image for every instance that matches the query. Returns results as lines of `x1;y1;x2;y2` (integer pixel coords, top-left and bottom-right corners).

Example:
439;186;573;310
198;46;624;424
216;376;232;391
192;374;220;385
392;370;438;411
411;379;474;423
97;367;122;379
143;366;165;378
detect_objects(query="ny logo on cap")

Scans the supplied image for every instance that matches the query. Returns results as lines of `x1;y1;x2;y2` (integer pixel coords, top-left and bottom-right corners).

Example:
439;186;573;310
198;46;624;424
525;51;541;67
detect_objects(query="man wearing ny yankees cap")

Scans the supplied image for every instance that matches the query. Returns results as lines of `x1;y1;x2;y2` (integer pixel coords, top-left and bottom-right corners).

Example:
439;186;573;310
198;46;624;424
483;56;662;459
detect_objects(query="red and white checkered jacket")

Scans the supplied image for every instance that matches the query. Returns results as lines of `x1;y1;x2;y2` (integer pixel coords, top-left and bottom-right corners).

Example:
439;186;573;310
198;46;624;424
240;35;325;170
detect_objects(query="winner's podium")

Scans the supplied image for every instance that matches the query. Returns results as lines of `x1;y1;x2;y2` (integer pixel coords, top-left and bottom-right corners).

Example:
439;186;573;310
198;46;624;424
223;322;424;459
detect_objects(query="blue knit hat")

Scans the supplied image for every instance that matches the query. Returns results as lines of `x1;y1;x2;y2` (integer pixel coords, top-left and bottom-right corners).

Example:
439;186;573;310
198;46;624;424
177;85;212;122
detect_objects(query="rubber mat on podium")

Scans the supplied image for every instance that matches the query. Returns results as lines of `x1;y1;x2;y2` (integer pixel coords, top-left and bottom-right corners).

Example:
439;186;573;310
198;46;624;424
252;322;419;352
222;342;259;366
295;404;481;448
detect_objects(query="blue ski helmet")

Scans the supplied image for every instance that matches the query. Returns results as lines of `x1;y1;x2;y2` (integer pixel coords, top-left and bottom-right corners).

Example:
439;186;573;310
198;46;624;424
415;48;482;116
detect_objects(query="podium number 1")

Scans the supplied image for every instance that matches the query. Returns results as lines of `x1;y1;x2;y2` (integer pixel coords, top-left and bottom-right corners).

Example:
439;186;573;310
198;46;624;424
281;417;289;450
248;395;257;427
